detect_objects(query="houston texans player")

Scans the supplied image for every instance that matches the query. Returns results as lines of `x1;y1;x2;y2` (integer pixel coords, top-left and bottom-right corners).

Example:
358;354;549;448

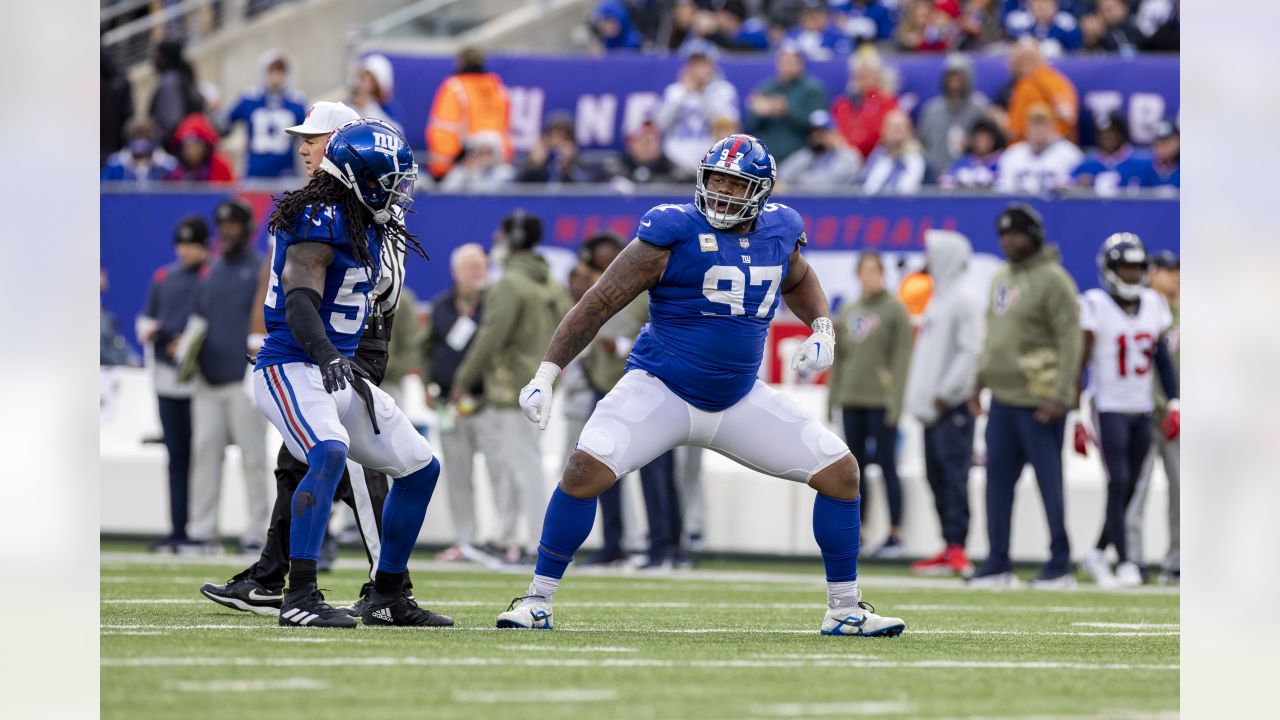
253;118;449;628
1074;233;1179;588
496;134;905;637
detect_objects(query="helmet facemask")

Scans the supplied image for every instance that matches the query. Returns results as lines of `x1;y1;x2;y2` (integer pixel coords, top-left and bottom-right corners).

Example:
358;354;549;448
695;167;772;230
1102;261;1148;301
320;155;417;225
1097;233;1148;301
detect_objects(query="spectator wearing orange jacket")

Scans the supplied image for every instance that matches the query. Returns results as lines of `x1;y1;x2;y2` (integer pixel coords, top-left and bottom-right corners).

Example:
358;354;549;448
1005;37;1078;143
425;47;513;181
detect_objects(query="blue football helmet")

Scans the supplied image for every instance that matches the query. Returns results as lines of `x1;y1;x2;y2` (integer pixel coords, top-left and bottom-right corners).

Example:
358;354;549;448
694;134;776;229
320;118;417;225
1097;232;1148;301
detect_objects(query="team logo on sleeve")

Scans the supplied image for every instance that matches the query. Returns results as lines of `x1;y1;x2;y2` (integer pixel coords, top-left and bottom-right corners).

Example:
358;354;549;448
699;233;718;252
992;280;1022;316
849;313;881;342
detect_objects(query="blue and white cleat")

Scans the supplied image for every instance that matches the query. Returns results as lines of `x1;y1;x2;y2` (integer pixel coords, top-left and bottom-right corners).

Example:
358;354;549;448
821;601;905;637
496;595;553;630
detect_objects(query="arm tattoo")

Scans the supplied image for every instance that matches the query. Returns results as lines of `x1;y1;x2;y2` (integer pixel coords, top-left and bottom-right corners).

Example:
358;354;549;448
544;239;670;368
281;242;334;295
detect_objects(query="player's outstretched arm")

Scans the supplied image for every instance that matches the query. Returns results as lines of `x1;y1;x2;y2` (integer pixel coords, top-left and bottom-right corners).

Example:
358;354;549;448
518;239;669;429
544;239;670;368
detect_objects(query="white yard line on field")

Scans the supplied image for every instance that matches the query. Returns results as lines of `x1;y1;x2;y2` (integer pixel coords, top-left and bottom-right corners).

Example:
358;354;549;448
452;688;618;703
753;700;915;716
493;644;638;653
1072;622;1180;629
103;655;1178;672
168;677;327;692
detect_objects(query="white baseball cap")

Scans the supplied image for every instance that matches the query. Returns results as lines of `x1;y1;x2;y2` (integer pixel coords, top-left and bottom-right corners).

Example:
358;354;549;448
285;101;361;137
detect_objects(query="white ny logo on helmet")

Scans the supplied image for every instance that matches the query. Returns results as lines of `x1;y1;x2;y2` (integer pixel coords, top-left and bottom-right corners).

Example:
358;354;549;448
372;132;402;155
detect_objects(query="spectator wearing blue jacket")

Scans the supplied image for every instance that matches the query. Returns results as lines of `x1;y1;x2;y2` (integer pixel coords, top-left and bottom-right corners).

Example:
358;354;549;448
786;0;854;60
1005;0;1083;55
834;0;897;44
589;1;644;52
101;118;178;184
1134;119;1179;189
222;50;306;179
1070;112;1148;194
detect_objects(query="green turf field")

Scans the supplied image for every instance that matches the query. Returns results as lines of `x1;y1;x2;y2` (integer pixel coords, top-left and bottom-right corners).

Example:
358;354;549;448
101;543;1179;720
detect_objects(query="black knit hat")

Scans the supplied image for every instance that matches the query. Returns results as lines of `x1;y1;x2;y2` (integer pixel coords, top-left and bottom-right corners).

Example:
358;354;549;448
214;199;252;227
174;215;210;246
996;203;1045;245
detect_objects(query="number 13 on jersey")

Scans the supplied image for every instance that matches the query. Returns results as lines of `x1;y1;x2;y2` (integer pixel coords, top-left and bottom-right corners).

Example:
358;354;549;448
702;265;782;318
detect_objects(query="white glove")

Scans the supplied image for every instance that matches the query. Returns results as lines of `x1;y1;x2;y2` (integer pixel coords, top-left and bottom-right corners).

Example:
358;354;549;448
519;362;561;430
791;317;837;373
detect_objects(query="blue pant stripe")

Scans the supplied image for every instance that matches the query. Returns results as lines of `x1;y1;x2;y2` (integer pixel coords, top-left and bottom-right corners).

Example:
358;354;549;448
277;365;321;446
262;369;308;452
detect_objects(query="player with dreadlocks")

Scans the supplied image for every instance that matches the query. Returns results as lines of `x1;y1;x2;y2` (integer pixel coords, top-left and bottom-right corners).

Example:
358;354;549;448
251;118;450;628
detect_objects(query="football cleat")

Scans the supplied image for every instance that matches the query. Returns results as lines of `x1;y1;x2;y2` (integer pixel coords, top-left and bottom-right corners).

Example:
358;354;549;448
821;600;906;637
909;549;950;576
496;595;553;630
340;582;375;617
361;588;453;627
278;586;356;628
199;576;282;616
1115;561;1144;588
1080;549;1118;588
966;570;1024;589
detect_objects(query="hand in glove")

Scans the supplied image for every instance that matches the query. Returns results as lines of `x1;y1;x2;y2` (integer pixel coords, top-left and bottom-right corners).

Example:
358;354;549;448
791;317;837;373
519;362;561;430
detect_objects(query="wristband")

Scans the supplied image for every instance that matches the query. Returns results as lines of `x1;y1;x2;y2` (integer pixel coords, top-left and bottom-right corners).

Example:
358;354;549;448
534;361;562;384
811;316;835;338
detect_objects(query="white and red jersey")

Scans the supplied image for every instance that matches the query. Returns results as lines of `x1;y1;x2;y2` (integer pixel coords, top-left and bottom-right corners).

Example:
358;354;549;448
1080;288;1173;414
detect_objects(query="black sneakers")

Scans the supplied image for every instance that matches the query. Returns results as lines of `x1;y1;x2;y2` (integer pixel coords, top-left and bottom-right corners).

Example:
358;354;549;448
279;586;357;628
199;577;283;616
361;588;453;627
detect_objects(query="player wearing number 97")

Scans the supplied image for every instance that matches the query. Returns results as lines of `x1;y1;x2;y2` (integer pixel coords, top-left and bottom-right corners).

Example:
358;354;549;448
253;118;451;629
1074;233;1178;588
498;134;905;637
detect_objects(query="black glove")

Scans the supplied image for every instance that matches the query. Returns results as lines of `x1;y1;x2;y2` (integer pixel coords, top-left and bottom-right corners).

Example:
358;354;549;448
320;356;356;393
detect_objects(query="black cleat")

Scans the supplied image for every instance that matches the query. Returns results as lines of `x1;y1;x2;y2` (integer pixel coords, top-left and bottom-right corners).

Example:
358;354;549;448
361;589;453;627
200;577;282;616
340;582;375;617
278;586;356;628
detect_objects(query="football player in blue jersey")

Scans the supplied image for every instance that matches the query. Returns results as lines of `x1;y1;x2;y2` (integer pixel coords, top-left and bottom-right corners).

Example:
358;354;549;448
496;134;906;637
253;118;449;628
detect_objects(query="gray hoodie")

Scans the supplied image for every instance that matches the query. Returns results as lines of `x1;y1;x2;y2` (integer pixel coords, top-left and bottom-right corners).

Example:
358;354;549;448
903;230;984;426
917;55;988;180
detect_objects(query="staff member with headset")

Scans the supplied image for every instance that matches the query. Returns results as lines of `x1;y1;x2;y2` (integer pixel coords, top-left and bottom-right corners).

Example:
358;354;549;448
200;101;415;615
451;211;573;566
968;204;1081;589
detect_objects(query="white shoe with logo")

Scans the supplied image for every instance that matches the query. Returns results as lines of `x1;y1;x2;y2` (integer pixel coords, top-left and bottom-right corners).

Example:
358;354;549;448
821;600;906;637
496;596;553;630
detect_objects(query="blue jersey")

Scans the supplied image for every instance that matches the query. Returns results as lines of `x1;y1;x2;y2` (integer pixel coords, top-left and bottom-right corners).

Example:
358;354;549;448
226;88;307;178
625;202;803;412
1071;147;1148;193
255;203;382;368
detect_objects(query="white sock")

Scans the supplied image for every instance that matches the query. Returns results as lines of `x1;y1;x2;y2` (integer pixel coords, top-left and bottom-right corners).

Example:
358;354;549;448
522;575;559;606
827;580;860;609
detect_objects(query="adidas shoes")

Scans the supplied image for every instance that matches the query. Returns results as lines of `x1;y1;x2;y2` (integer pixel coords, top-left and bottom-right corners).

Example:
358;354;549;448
1080;548;1118;588
821;600;906;637
361;589;453;628
278;586;356;628
496;596;553;630
1115;561;1144;588
199;576;282;616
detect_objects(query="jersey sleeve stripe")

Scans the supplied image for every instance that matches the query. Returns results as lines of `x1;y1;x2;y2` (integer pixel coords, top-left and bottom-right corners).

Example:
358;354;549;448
273;365;321;447
263;366;312;452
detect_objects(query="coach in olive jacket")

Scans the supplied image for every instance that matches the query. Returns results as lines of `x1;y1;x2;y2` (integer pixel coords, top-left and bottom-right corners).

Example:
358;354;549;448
969;204;1081;587
452;212;571;560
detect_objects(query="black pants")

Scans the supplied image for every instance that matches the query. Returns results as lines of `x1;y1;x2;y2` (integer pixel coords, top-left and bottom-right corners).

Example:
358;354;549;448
639;449;683;563
1095;411;1152;563
982;400;1070;576
157;396;192;541
235;444;399;591
923;403;974;548
842;406;902;526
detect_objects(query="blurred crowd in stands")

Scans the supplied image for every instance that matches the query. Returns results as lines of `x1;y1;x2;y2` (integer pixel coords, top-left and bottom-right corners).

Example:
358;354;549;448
585;0;1178;57
102;36;1178;195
